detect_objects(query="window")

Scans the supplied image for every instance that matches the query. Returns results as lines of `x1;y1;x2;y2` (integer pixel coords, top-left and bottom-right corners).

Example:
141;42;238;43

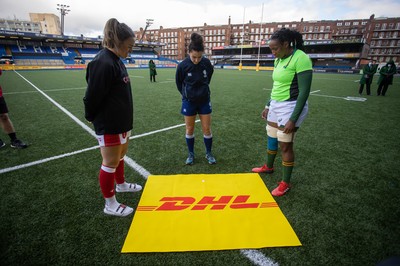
353;21;359;26
320;26;325;32
303;26;307;32
326;26;331;31
375;24;380;30
382;23;387;30
337;22;342;26
345;22;350;26
277;24;282;28
309;26;313;32
362;21;367;25
315;26;319;32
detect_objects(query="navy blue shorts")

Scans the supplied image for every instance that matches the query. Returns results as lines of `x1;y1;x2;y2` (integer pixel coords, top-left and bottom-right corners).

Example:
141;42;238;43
181;99;212;116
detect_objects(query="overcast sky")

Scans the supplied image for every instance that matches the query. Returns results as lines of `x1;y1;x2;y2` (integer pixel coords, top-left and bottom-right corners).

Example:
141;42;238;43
1;0;400;37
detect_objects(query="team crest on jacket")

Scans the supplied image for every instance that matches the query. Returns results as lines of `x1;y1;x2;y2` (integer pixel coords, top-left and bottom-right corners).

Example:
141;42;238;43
203;70;207;78
123;75;130;84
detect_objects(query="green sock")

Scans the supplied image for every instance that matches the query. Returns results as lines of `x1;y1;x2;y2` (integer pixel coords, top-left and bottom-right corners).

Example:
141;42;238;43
266;149;277;168
282;161;294;183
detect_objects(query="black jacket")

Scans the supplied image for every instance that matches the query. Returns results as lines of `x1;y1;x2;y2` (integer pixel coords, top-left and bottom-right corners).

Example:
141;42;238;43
175;56;214;102
84;49;133;135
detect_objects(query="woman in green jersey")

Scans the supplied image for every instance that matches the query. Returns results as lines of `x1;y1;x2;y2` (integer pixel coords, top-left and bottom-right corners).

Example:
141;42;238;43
252;28;313;197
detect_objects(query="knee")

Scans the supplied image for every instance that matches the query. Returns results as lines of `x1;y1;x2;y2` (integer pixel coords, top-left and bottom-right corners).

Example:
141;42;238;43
202;128;211;136
102;158;120;168
0;113;9;122
186;127;195;135
279;143;293;154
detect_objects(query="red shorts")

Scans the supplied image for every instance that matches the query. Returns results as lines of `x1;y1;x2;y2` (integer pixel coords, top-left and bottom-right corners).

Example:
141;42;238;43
96;131;131;147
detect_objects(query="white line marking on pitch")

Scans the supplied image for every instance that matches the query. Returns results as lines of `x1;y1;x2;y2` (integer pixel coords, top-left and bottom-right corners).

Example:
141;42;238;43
0;121;198;175
3;87;87;95
0;146;98;174
240;250;279;266
13;71;146;177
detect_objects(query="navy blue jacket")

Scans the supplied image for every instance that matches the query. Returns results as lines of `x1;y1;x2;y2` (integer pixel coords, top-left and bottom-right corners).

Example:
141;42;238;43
84;49;133;135
175;56;214;103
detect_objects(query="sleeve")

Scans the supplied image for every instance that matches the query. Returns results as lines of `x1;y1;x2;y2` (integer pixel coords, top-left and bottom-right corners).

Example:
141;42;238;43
83;61;113;122
389;65;397;75
208;60;214;84
289;53;312;122
175;63;183;94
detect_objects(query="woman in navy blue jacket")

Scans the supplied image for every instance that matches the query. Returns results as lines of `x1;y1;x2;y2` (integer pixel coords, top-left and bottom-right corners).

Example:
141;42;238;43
175;33;215;165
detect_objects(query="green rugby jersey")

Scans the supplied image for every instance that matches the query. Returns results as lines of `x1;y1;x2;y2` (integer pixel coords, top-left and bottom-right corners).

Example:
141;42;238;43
271;49;312;102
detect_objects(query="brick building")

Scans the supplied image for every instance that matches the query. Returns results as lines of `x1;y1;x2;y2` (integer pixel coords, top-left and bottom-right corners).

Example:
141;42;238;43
136;14;400;65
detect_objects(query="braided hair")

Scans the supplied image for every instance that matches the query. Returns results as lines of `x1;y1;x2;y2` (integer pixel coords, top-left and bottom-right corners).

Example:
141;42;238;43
270;28;304;51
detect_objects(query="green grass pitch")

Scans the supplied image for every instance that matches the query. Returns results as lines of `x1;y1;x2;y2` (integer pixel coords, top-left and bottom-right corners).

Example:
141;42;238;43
0;68;399;265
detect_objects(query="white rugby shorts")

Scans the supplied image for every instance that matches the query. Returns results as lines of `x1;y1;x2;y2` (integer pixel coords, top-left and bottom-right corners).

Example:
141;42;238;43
267;100;308;128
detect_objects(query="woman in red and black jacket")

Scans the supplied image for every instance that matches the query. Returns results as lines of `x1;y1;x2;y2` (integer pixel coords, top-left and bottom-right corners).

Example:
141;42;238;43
84;18;141;217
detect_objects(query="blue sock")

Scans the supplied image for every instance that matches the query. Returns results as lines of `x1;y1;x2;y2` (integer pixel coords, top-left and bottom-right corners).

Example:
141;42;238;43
204;135;213;153
186;134;194;154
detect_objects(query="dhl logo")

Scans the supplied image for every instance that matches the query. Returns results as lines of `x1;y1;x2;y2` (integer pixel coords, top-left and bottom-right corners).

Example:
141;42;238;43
137;195;278;211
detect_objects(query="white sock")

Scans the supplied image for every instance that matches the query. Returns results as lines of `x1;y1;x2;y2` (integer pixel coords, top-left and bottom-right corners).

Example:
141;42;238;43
105;195;119;210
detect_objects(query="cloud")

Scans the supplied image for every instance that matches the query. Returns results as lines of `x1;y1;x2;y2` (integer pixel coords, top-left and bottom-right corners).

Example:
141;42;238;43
1;0;399;37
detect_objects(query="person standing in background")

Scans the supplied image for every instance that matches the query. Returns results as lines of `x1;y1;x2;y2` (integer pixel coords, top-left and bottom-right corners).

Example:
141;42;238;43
0;69;28;149
358;59;377;96
377;60;397;96
149;59;157;82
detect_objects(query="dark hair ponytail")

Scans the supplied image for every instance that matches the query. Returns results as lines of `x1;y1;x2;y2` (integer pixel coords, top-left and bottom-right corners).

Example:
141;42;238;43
102;18;135;49
271;28;304;51
188;33;204;52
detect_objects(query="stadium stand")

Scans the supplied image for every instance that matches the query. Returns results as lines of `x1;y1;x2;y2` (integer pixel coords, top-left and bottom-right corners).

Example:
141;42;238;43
0;34;175;70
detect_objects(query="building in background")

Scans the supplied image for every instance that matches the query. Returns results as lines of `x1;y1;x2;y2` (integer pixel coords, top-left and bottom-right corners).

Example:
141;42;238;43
0;17;42;33
29;13;61;35
0;13;60;35
136;14;400;65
